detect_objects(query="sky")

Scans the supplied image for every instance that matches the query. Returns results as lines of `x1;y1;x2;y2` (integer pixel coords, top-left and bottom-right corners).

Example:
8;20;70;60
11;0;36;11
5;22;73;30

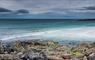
0;0;95;19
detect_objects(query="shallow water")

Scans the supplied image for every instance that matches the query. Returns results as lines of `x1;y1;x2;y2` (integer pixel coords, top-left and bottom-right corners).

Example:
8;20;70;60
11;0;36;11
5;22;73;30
0;19;95;42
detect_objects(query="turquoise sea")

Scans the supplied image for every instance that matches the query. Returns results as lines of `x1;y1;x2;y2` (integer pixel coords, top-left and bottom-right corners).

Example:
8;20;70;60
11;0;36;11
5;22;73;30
0;19;95;43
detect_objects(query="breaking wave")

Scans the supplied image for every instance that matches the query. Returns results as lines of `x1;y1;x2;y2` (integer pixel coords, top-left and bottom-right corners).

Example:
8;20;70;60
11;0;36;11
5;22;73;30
1;26;95;42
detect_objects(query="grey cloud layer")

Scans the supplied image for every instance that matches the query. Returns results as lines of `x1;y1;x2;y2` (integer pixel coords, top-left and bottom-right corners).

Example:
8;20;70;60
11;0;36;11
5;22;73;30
0;0;95;14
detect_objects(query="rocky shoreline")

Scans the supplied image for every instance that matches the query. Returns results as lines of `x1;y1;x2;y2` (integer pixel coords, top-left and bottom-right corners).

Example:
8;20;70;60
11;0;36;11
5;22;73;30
0;40;95;60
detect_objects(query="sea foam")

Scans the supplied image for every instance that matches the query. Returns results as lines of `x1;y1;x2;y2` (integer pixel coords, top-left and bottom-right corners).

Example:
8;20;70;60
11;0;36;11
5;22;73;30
1;26;95;42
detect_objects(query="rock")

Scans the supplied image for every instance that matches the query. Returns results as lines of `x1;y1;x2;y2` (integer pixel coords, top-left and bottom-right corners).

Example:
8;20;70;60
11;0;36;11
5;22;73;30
47;56;63;60
21;49;47;60
83;56;87;60
88;53;95;60
71;57;80;60
62;54;72;59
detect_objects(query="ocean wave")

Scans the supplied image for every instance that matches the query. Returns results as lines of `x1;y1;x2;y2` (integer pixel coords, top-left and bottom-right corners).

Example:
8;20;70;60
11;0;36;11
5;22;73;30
1;26;95;42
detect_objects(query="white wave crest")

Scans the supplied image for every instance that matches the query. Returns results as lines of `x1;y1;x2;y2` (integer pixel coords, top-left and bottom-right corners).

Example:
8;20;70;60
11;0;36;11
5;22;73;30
1;27;95;42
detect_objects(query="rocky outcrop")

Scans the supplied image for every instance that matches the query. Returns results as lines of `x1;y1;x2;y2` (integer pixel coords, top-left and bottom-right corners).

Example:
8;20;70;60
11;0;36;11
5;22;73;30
0;40;95;60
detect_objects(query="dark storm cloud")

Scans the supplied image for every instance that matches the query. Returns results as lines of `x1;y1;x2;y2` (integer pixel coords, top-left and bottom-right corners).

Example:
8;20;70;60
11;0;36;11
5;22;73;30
15;9;30;14
0;7;12;12
84;6;95;10
0;7;29;15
